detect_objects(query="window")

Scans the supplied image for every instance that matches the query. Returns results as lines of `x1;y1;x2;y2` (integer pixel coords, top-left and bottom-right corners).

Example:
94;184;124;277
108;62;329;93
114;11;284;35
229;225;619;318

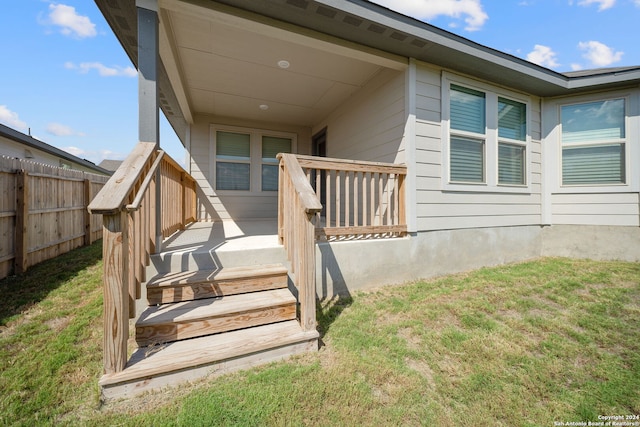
213;127;294;192
215;131;251;191
262;136;291;191
445;77;529;191
498;97;527;185
450;84;486;183
561;99;626;185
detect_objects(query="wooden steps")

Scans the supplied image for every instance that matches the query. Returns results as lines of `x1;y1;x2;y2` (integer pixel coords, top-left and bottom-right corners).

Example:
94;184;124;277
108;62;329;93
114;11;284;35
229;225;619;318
135;288;297;346
100;320;319;401
146;264;289;305
99;262;318;401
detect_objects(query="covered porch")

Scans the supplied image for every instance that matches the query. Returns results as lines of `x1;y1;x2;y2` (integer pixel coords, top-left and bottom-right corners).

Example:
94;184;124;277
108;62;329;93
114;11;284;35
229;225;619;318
90;0;411;400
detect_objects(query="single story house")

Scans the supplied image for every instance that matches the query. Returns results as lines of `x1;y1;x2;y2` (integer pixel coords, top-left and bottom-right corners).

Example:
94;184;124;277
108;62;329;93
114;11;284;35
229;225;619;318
92;0;640;399
0;123;111;175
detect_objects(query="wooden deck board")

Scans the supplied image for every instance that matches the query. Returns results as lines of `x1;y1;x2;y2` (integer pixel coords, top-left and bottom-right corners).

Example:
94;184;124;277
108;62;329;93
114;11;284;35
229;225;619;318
135;289;297;346
146;264;288;304
100;320;319;388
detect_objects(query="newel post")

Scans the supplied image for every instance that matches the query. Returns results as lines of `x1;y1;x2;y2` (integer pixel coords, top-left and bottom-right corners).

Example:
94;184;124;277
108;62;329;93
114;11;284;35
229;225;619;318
299;211;317;331
102;212;129;374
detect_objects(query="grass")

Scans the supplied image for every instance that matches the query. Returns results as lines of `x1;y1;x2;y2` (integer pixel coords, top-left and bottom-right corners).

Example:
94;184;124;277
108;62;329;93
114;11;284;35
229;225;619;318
0;246;638;426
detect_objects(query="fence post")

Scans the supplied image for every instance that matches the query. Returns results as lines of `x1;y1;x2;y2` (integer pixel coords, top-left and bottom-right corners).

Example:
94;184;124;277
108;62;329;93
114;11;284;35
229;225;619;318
84;178;92;246
15;170;28;275
102;212;129;374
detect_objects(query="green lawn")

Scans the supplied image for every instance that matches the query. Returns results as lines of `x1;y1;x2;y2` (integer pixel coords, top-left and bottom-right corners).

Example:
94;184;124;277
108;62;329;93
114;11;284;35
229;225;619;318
1;243;638;426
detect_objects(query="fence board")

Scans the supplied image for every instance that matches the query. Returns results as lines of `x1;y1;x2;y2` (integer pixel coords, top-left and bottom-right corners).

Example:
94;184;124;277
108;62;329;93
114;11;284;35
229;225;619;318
0;155;109;279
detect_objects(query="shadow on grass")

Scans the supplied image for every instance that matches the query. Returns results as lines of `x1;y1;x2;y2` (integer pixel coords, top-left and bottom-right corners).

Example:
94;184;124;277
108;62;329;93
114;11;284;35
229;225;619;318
316;294;353;340
0;240;103;326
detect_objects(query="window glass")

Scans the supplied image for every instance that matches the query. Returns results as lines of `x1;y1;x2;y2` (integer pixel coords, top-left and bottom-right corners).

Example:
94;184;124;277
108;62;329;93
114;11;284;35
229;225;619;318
262;136;291;162
498;143;525;185
562;144;625;185
216;162;250;190
498;98;526;141
216;131;250;160
450;84;485;134
562;99;625;144
450;137;484;183
561;99;626;185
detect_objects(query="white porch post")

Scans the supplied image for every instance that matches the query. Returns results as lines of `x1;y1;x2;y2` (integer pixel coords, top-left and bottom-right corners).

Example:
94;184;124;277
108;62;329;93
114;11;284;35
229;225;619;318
137;0;163;252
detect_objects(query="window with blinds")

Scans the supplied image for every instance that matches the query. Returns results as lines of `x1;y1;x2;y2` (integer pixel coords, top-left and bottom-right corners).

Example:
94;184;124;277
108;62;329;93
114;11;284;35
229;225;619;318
214;128;294;192
450;84;486;183
216;131;251;191
498;97;527;185
262;136;291;191
561;99;626;185
445;78;530;191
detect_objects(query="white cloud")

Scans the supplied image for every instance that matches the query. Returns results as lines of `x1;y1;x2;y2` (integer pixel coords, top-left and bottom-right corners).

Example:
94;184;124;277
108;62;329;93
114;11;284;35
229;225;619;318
65;61;137;77
46;122;85;137
47;3;96;38
570;63;583;71
371;0;488;31
0;105;28;131
526;45;560;68
578;41;623;67
577;0;616;11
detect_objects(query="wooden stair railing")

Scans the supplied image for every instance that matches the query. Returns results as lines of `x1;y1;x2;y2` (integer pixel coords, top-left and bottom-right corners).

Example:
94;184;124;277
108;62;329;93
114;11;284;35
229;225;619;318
88;141;196;375
277;154;322;332
278;154;407;332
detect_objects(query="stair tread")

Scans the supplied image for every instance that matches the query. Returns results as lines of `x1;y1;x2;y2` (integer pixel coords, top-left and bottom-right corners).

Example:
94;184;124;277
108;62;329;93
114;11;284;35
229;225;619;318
100;320;319;386
146;263;288;288
136;288;295;326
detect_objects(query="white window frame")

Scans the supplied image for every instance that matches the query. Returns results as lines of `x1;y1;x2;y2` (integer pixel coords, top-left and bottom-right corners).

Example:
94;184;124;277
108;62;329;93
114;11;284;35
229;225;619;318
210;124;297;194
544;90;639;195
442;73;532;193
560;97;628;188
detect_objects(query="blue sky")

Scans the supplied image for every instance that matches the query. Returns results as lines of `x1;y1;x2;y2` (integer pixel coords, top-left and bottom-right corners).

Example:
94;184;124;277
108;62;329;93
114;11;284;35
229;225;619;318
1;0;638;167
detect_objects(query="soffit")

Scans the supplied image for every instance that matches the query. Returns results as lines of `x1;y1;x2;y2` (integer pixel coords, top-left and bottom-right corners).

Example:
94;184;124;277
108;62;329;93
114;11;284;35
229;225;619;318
161;1;402;126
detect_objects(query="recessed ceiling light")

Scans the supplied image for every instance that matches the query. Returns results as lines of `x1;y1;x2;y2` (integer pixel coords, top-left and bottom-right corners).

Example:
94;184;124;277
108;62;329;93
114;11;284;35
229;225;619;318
259;104;269;110
277;60;290;69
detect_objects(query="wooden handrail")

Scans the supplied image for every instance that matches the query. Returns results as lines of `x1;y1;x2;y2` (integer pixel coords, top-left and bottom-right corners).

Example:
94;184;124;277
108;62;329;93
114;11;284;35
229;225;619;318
278;154;323;214
277;153;322;332
88;142;157;215
92;141;197;375
295;154;407;175
127;150;165;211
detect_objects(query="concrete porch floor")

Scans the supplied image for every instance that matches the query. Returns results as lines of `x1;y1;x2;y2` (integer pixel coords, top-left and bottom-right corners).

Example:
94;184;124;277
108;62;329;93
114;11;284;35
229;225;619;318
162;220;280;252
150;220;285;275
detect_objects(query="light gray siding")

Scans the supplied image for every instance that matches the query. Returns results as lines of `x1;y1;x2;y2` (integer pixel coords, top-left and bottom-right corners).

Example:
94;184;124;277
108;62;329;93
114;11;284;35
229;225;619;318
414;62;543;232
314;68;406;164
542;88;640;227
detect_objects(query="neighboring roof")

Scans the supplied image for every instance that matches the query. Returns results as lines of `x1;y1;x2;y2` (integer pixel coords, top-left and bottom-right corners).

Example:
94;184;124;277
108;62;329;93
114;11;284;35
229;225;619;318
0;123;112;176
98;159;124;172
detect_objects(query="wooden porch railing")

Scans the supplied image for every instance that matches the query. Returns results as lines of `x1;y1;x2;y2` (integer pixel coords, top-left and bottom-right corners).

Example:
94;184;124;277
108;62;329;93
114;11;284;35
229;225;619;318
277;154;322;332
294;155;407;240
278;153;407;331
88;142;196;374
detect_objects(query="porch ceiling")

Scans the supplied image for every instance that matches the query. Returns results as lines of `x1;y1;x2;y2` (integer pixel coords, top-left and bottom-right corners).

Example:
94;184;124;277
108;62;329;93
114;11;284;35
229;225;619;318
159;1;406;127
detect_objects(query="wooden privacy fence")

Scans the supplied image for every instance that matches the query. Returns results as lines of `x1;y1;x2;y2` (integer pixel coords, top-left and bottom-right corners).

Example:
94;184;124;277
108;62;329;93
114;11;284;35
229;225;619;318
0;156;109;280
88;142;197;375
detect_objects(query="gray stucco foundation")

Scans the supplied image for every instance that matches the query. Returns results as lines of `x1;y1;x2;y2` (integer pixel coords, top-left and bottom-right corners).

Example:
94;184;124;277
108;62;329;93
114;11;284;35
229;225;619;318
316;224;640;298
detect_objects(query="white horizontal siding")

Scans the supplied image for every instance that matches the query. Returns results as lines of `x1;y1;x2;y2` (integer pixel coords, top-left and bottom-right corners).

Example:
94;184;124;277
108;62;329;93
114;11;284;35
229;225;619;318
317;68;406;164
414;61;543;232
551;192;639;226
